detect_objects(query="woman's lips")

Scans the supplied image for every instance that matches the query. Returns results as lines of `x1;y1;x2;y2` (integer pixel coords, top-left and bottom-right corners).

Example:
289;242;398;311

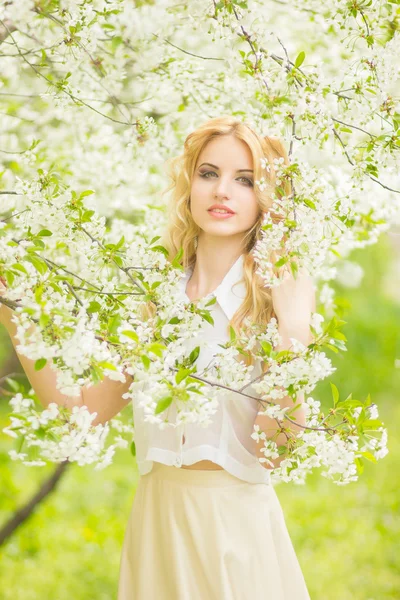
208;209;236;219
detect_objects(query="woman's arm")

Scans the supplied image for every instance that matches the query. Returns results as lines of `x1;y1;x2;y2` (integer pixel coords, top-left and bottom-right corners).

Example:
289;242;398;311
0;302;133;426
253;269;316;468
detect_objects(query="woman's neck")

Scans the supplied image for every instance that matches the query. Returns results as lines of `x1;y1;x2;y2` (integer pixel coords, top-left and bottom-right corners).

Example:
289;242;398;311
188;237;244;298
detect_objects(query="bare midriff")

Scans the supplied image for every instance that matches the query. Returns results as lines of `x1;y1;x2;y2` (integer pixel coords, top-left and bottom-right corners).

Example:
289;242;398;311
180;434;224;469
181;460;224;470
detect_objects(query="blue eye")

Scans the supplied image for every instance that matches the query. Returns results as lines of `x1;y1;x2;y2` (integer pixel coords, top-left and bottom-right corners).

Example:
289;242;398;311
199;172;253;187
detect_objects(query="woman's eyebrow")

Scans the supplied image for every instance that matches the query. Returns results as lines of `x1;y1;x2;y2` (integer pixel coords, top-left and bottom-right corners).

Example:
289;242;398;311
199;162;253;173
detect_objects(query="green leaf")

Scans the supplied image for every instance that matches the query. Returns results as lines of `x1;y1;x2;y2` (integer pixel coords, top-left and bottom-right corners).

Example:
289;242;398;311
35;426;47;440
35;285;43;304
359;451;377;463
171;247;184;268
39;313;50;328
275;256;288;267
30;238;46;249
323;343;339;353
108;314;122;334
35;358;47;371
168;317;180;325
130;440;136;457
5;270;14;286
199;311;214;326
111;35;124;50
155;395;173;415
87;301;102;313
362;419;382;430
229;326;236;342
11;263;28;275
24;255;48;275
330;382;339;407
147;342;166;358
121;329;139;343
37;229;53;237
261;341;272;356
331;330;347;341
141;355;150;370
303;198;316;210
115;235;125;250
90;364;103;385
188;346;200;364
295;51;305;68
205;296;217;307
175;368;191;384
339;399;362;409
355;457;364;474
150;245;169;256
186;386;203;394
5;378;21;393
81;210;95;223
98;361;117;371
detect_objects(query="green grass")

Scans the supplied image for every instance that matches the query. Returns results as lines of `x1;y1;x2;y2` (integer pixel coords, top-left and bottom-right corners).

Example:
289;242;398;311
277;401;400;600
0;439;138;600
0;234;399;599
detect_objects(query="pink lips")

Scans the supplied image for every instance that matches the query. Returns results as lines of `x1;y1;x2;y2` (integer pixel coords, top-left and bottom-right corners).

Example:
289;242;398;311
207;204;236;219
208;210;235;219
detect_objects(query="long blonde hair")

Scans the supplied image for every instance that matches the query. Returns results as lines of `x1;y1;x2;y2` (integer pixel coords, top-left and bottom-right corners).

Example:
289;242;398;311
159;116;291;355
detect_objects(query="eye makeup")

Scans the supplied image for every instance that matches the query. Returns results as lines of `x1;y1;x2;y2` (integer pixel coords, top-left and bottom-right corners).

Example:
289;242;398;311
198;170;253;186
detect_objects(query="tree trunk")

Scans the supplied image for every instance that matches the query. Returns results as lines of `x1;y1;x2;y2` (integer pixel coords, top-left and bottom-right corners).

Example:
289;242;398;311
0;461;69;546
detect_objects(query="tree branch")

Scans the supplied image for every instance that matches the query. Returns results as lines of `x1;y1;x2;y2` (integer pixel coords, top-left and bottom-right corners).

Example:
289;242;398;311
0;461;69;547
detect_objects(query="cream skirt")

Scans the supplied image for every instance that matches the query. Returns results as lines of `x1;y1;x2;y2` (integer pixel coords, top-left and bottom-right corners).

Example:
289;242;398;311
117;462;310;600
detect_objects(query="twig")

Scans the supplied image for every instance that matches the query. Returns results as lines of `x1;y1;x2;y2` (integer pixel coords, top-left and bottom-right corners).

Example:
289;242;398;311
331;117;376;138
0;372;26;385
151;33;224;61
0;19;134;127
1;209;30;222
73;286;142;296
79;225;148;294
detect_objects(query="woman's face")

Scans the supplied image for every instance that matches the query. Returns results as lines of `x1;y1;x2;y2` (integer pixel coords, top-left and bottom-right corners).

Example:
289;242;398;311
189;134;260;239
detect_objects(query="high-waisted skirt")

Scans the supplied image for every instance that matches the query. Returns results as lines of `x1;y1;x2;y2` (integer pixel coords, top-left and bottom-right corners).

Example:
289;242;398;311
117;461;310;600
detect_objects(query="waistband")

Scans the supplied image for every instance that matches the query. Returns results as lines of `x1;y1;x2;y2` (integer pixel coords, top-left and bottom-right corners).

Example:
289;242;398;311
143;461;257;487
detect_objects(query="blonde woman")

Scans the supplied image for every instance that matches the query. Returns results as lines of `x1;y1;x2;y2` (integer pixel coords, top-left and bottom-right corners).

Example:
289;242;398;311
0;116;315;599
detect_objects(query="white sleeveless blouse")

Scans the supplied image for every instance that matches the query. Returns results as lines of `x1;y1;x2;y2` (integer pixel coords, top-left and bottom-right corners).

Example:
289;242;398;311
132;254;271;485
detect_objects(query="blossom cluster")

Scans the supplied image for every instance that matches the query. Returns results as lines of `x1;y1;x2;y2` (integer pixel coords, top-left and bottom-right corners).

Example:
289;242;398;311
4;393;129;470
0;0;395;483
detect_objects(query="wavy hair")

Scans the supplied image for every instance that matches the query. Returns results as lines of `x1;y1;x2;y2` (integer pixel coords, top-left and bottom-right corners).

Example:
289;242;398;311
159;116;291;362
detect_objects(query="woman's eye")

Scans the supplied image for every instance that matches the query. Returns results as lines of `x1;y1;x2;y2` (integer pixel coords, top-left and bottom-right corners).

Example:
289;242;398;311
238;177;253;186
200;172;253;186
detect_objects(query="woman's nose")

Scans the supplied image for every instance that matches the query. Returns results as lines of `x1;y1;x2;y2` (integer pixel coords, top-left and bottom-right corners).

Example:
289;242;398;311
214;178;231;198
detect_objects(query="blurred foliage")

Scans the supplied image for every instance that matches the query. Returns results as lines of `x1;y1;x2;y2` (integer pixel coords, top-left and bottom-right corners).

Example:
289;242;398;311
0;233;399;599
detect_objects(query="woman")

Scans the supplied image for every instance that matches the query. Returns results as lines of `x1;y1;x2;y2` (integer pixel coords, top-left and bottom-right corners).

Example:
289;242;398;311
0;116;315;599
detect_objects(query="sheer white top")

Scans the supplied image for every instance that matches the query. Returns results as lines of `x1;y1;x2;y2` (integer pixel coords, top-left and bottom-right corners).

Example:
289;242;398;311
132;254;271;485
